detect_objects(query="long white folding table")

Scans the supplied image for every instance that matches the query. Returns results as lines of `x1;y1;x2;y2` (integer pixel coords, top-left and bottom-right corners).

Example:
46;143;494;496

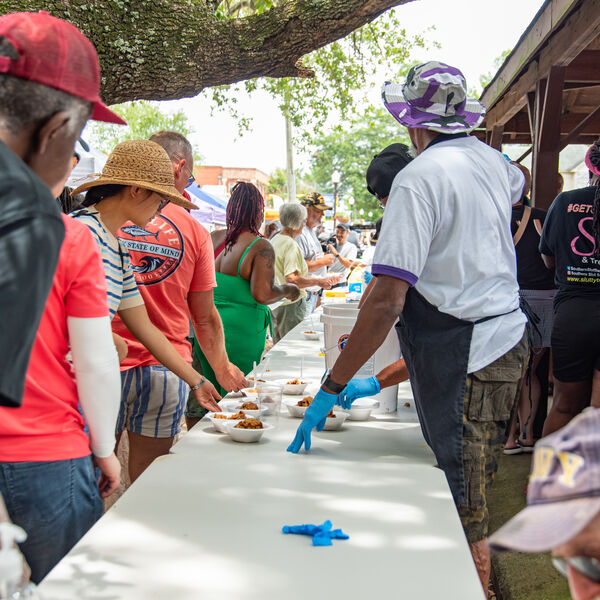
39;312;485;599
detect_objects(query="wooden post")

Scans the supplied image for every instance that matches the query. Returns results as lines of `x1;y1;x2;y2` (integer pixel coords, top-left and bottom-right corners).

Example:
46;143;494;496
532;67;565;209
489;125;504;150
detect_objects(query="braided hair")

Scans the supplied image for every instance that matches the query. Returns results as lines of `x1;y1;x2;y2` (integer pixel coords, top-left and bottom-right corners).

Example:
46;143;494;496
224;182;264;250
589;141;600;257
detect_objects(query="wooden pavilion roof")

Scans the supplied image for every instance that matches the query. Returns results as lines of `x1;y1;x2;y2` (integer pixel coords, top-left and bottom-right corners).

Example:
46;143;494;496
475;0;600;149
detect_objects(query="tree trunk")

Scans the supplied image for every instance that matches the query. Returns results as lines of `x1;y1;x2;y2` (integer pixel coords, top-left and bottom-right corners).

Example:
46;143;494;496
1;0;415;104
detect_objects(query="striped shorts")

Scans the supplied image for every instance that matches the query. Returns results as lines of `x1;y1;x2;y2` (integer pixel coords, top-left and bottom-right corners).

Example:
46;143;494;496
117;366;188;438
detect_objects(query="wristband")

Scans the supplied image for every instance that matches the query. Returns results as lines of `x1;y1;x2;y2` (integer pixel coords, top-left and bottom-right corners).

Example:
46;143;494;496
322;376;345;395
190;377;206;392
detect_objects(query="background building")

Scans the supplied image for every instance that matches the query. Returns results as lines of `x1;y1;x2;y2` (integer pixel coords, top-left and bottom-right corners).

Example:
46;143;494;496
194;165;270;197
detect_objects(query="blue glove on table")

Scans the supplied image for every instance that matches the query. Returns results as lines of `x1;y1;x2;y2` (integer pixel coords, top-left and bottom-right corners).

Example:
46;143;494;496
287;389;338;453
336;376;380;409
282;520;349;546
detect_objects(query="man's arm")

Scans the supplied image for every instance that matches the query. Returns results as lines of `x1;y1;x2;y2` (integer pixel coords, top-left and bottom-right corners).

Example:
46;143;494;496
327;244;359;270
188;290;247;392
306;255;335;272
326;275;409;389
376;359;409;388
287;275;409;454
286;271;339;290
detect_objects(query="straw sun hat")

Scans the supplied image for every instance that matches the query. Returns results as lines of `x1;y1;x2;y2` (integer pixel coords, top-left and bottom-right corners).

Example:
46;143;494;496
72;139;198;210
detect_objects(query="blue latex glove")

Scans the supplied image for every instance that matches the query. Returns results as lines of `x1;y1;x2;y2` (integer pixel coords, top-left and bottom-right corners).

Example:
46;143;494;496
312;520;334;546
364;271;373;284
336;376;380;409
287;389;339;453
282;520;349;546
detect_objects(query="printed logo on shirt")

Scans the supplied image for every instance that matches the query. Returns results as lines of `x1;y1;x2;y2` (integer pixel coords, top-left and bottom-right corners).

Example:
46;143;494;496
338;333;350;351
570;215;595;257
118;215;184;285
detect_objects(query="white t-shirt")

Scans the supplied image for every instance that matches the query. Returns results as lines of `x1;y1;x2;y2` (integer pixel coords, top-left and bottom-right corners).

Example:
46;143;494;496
296;225;325;292
361;245;376;272
329;241;358;282
373;135;527;373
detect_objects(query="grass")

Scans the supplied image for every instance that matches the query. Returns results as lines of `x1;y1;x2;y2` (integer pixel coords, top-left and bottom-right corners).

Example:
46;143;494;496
488;453;571;599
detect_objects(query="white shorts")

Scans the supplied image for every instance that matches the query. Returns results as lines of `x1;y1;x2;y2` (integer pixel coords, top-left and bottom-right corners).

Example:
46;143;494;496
117;366;188;438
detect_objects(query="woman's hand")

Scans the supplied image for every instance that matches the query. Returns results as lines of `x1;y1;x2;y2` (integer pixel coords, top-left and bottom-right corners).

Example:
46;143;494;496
192;379;222;413
93;453;121;498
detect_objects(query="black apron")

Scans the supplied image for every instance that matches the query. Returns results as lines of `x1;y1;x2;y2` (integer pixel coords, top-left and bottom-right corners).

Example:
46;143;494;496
395;288;515;506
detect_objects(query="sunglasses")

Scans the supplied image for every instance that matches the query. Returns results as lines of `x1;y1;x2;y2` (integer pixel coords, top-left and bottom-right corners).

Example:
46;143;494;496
374;192;387;208
552;556;600;583
157;194;170;211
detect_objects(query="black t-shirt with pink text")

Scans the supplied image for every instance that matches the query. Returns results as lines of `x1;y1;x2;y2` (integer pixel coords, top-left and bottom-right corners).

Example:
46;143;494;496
539;186;600;307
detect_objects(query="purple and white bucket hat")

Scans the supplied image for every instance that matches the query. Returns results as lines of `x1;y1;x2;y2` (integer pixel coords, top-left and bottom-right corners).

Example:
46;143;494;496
488;407;600;554
382;61;486;133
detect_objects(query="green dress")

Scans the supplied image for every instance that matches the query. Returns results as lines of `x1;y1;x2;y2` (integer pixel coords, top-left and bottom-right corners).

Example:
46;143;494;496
191;238;271;405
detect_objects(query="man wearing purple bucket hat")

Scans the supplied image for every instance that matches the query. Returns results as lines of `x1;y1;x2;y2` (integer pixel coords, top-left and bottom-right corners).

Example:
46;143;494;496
288;61;528;592
382;62;486;132
489;408;600;600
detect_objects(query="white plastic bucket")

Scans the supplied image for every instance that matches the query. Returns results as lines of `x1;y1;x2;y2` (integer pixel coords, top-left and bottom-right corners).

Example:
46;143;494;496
320;312;400;413
322;304;360;318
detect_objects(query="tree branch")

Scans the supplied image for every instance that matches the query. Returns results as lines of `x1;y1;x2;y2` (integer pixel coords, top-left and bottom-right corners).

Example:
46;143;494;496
0;0;416;103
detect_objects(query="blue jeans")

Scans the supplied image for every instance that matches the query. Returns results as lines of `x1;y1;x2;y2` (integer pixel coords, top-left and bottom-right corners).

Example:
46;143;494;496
0;455;103;583
305;292;318;317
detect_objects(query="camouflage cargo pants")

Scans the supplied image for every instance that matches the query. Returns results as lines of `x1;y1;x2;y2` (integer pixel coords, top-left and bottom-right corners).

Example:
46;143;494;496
457;331;529;543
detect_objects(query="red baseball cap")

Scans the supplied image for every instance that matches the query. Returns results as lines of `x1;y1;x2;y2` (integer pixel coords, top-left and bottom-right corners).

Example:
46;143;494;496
0;11;126;125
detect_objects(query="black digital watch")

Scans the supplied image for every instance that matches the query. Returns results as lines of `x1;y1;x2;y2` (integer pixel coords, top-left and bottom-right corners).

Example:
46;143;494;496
322;376;346;395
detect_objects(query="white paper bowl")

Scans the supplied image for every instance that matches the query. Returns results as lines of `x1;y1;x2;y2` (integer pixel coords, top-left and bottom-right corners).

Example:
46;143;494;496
273;379;309;395
219;400;266;418
225;421;274;443
206;412;244;434
322;410;349;431
301;331;320;341
283;398;311;418
347;398;380;421
240;387;259;399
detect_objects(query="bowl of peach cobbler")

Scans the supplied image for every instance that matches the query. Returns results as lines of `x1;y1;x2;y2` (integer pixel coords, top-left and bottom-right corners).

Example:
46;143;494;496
225;418;274;442
273;378;309;395
206;411;247;433
283;395;313;418
219;399;266;418
322;409;349;431
302;331;320;341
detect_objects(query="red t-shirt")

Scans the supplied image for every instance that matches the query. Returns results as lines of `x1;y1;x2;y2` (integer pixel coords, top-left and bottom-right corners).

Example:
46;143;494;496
0;215;110;462
112;203;216;369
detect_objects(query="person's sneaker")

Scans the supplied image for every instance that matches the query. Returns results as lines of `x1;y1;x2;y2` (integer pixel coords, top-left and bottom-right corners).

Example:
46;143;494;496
503;444;523;455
